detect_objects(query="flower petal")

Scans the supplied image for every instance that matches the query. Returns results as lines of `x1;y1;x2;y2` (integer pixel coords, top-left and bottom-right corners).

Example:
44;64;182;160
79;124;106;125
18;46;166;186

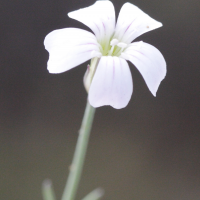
121;42;166;96
114;3;162;44
68;1;115;43
44;28;101;74
89;56;133;109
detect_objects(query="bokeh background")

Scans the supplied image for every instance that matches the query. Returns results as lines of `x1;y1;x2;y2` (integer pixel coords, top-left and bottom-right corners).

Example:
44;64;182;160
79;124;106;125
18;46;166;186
1;0;200;199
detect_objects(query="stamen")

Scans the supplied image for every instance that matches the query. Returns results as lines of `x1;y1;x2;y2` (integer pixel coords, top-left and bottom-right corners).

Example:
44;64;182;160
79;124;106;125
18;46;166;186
116;42;128;56
108;39;119;56
110;39;119;46
117;42;127;48
108;46;115;56
108;39;128;56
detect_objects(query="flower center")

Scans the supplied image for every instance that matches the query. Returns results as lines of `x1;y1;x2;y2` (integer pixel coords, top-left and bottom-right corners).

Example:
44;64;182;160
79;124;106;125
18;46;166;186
100;39;127;57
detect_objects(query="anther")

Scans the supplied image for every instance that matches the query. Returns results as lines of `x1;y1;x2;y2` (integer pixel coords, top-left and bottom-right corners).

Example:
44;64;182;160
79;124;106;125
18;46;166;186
117;42;127;48
110;39;119;46
116;42;128;56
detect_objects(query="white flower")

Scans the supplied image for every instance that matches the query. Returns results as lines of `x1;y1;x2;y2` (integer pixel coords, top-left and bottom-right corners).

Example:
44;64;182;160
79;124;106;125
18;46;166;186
44;0;166;109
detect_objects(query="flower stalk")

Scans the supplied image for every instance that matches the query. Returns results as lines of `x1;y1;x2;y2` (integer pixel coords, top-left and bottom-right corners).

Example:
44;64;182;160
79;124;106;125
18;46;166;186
61;101;95;200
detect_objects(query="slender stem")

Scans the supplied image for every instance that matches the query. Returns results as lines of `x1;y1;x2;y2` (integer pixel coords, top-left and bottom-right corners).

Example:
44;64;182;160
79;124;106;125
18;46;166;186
61;101;96;200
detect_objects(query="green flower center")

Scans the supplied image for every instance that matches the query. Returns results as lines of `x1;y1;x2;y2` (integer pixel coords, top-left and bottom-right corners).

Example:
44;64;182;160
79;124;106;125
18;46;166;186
99;39;127;57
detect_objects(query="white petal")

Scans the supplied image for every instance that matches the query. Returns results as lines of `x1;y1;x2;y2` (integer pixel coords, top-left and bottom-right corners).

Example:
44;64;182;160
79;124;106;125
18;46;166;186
44;28;101;73
68;1;115;43
89;56;133;109
114;3;162;44
121;42;166;96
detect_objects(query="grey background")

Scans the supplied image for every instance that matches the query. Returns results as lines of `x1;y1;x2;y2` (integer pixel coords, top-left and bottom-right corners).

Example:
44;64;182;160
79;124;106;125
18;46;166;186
1;0;200;199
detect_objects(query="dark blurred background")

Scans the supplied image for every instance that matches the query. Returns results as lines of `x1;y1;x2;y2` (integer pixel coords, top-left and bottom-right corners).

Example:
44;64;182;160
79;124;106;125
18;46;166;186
1;0;200;199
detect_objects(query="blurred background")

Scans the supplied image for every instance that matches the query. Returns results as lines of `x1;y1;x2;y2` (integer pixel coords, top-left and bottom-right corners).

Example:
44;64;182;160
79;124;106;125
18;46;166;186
1;0;200;199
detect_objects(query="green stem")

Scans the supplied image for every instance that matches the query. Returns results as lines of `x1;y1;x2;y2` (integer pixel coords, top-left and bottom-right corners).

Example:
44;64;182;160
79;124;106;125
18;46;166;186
61;101;96;200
